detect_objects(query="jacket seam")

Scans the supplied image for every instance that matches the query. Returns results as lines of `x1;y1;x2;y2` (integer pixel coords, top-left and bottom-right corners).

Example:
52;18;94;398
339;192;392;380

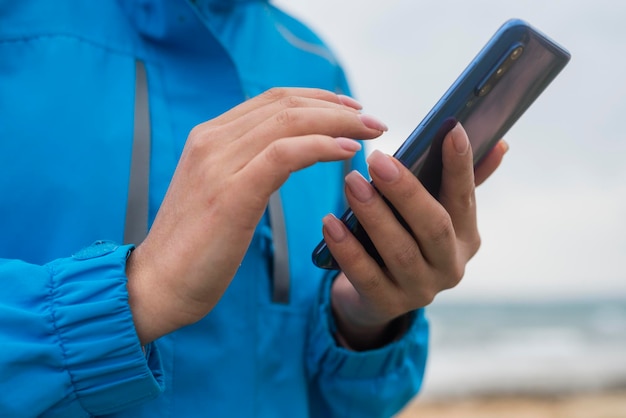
0;33;138;60
264;4;337;66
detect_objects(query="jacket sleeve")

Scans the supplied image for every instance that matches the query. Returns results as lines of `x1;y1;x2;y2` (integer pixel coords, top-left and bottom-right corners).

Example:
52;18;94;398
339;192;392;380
0;241;164;418
306;273;429;418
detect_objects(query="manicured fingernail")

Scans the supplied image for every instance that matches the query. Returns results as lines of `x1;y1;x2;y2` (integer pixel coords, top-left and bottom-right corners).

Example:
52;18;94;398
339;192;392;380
359;114;388;132
451;123;469;154
345;170;375;202
500;140;510;154
323;214;347;242
337;94;363;110
335;137;362;152
367;150;399;182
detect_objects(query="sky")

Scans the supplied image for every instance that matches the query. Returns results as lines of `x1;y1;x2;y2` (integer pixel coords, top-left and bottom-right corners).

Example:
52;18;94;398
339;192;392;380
274;0;626;301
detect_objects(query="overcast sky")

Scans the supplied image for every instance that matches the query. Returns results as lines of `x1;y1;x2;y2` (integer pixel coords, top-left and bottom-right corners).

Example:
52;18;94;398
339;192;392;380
274;0;626;301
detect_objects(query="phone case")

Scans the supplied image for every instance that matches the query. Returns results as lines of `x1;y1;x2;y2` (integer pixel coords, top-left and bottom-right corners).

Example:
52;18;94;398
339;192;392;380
312;18;571;270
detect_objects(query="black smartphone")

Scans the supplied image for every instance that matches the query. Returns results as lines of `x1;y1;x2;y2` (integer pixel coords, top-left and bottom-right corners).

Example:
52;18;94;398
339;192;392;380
312;18;571;270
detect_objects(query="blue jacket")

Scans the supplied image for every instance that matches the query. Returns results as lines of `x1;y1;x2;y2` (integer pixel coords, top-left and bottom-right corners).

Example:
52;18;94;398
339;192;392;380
0;0;429;416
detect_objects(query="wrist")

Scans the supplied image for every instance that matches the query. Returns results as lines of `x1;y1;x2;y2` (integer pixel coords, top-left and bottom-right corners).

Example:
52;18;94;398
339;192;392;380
125;244;185;345
333;311;411;351
330;274;411;351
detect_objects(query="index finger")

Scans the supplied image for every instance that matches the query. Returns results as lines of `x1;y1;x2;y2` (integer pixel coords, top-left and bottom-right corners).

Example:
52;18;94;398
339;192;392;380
203;87;360;127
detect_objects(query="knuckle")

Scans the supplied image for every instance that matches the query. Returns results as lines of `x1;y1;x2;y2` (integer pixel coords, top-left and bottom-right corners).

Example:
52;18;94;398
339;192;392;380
458;189;476;210
187;123;222;148
311;88;338;102
278;95;303;109
187;124;204;143
356;271;383;294
439;184;476;210
274;108;299;127
186;126;209;154
390;243;421;270
414;287;437;308
263;141;286;166
447;263;466;288
262;87;288;102
426;213;454;246
432;258;465;292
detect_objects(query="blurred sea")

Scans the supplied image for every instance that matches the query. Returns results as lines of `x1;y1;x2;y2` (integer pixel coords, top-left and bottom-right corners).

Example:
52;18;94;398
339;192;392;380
420;298;626;400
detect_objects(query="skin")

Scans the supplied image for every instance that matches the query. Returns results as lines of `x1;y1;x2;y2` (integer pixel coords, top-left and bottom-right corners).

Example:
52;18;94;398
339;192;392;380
327;126;508;350
125;87;507;348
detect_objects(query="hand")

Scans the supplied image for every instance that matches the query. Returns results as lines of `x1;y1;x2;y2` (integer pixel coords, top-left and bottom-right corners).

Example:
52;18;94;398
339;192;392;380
126;88;387;345
323;124;508;350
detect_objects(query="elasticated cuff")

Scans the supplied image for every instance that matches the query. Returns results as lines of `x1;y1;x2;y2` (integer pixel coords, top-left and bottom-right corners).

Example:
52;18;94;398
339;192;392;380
307;271;429;380
46;241;164;415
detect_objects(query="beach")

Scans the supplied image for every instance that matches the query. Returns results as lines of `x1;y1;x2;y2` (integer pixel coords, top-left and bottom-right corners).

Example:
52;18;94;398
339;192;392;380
397;390;626;418
395;298;626;417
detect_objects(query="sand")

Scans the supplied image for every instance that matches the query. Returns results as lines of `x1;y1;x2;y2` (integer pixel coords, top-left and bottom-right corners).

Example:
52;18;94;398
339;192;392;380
396;391;626;418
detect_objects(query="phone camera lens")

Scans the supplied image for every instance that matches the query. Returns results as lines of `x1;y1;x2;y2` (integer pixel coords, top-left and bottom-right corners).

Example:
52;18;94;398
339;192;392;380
511;46;524;60
478;84;492;97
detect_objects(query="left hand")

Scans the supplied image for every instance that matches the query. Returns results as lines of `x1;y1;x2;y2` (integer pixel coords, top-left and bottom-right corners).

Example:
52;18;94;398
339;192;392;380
323;123;508;350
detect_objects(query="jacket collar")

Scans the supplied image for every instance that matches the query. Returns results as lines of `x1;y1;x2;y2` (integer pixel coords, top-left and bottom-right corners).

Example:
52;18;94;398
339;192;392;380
116;0;266;40
195;0;263;12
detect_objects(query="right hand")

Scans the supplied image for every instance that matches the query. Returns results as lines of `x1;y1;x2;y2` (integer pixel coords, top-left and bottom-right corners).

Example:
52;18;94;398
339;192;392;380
125;88;387;344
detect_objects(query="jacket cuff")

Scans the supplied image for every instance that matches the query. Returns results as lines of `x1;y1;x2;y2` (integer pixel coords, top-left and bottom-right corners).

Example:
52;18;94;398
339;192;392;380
307;272;429;380
46;241;164;415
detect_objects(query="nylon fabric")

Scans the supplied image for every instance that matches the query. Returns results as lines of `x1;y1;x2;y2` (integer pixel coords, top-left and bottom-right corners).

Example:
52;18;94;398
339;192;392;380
0;1;429;416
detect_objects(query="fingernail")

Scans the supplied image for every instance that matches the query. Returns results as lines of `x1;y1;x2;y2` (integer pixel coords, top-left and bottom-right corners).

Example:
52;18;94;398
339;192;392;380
367;150;399;182
345;170;375;202
335;137;362;152
323;214;347;242
451;124;469;154
337;94;363;110
359;114;388;132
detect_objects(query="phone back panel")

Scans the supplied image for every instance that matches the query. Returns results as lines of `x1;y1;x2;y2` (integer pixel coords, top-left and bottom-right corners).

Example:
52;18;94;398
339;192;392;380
313;19;570;270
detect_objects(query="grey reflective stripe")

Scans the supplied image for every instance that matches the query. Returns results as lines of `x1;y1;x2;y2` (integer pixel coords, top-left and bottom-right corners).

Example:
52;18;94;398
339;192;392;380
343;159;351;179
124;60;151;244
343;158;352;206
269;191;290;304
123;60;289;303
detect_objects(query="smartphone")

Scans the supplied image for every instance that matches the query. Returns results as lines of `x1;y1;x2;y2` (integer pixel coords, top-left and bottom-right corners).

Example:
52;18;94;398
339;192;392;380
312;18;571;270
